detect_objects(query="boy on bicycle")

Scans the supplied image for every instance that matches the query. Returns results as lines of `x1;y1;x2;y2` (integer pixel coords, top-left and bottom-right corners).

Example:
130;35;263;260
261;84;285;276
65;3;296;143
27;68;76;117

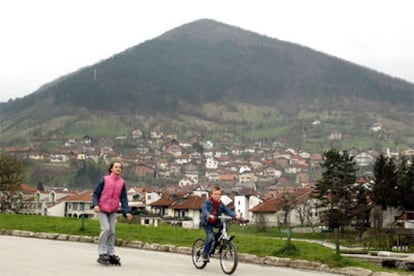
200;186;240;262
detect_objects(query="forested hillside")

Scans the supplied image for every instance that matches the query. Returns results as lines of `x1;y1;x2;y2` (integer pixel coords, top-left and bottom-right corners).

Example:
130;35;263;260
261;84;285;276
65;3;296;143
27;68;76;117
0;19;413;148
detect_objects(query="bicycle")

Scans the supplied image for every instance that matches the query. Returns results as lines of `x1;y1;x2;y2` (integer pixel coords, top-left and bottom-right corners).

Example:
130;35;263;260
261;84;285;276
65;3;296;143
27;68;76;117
192;215;248;275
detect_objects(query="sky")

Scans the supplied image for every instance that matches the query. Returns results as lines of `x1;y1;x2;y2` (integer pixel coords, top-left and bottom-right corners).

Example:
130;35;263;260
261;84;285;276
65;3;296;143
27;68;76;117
1;0;413;103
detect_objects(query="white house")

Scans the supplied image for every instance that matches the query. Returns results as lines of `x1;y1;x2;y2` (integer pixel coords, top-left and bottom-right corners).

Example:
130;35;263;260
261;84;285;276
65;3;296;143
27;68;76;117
234;193;262;221
205;157;218;169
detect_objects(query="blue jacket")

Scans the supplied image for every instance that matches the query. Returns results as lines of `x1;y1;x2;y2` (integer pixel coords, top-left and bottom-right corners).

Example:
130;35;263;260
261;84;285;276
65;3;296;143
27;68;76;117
200;198;235;226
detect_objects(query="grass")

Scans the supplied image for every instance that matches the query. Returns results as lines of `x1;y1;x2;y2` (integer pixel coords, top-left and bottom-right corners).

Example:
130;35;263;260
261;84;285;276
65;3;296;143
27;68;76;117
0;213;406;274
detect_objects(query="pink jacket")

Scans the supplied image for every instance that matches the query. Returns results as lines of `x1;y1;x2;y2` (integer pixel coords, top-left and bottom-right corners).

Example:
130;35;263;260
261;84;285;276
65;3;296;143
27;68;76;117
98;173;125;213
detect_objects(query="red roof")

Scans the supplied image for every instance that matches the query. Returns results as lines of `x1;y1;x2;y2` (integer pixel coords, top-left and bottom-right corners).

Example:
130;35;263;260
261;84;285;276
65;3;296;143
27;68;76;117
171;196;204;210
150;195;174;206
20;184;38;193
63;190;93;201
250;198;284;213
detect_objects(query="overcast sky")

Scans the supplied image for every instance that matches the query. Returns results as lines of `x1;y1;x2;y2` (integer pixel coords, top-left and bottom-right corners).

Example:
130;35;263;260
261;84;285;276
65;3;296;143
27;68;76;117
1;0;413;103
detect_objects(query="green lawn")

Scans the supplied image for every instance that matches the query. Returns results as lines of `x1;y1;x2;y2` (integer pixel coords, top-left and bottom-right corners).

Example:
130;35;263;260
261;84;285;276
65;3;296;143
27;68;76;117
0;214;402;273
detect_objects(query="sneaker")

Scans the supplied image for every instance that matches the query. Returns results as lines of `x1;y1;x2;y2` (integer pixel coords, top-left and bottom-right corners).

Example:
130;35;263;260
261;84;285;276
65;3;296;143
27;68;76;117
202;256;209;262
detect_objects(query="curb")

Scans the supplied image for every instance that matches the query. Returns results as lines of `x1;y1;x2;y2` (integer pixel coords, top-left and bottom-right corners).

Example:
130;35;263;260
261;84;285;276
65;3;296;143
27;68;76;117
0;229;405;276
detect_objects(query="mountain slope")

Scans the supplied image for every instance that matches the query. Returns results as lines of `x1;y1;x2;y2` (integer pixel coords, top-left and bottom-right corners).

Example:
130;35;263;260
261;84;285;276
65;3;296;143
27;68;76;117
0;19;413;148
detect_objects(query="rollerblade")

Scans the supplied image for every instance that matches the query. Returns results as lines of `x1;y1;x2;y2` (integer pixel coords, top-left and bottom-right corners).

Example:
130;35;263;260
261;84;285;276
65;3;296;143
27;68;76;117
97;254;111;265
109;255;121;266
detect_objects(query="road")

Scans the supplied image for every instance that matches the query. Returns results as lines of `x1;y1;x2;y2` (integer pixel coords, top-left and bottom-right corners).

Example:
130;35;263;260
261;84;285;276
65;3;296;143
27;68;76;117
0;235;340;276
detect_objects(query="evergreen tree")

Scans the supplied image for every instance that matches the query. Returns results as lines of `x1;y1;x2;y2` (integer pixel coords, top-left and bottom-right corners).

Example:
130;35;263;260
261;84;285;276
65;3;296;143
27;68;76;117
396;157;414;210
372;155;399;209
313;148;358;230
37;181;45;192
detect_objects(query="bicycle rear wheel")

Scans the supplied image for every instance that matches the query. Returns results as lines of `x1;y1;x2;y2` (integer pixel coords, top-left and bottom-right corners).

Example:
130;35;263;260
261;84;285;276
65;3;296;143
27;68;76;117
192;238;208;269
220;241;238;274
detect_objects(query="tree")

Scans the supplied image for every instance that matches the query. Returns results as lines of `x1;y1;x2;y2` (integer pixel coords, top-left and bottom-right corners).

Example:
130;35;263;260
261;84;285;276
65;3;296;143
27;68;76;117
372;155;414;211
73;159;105;188
372;155;399;209
37;181;45;192
0;152;26;212
313;148;358;230
396;157;414;210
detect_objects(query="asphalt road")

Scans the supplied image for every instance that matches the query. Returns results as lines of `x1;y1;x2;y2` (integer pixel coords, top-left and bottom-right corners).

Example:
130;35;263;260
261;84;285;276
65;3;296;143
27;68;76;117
0;235;340;276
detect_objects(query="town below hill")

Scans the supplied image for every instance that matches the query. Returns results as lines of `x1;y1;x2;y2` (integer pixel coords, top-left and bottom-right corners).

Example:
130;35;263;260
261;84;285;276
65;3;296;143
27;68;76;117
5;125;413;193
3;125;414;235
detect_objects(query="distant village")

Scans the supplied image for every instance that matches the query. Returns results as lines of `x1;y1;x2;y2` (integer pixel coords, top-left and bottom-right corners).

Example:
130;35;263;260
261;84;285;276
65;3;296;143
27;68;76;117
3;121;414;229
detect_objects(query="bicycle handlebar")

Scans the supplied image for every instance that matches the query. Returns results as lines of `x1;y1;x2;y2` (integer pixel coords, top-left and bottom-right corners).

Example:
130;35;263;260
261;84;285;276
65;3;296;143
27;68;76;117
217;215;249;224
217;215;233;220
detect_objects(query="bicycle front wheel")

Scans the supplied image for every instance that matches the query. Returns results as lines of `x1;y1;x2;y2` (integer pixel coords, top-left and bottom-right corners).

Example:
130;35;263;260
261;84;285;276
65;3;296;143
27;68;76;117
220;241;238;274
192;238;208;269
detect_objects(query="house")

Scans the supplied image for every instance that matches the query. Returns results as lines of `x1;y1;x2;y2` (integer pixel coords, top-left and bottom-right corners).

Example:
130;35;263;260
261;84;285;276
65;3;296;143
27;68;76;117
168;162;181;176
395;211;414;229
309;154;323;170
239;169;254;183
132;129;143;139
355;152;375;167
250;189;319;227
50;152;69;163
6;146;32;159
157;159;169;170
263;165;282;179
249;197;285;226
205;157;218;169
29;152;46;161
369;205;402;229
135;163;155;177
83;135;92;145
61;190;94;218
298;150;311;160
137;143;150;154
384;147;400;159
16;186;93;218
205;169;220;181
370;122;383;132
218;172;237;184
165;144;182;158
285;163;307;174
170;195;205;228
249;159;263;170
216;155;230;166
234;181;256;192
183;163;199;180
179;176;198;187
328;130;342;140
149;193;174;217
402;148;414;158
189;151;202;162
274;156;290;168
127;187;146;213
64;137;77;147
144;191;162;211
234;188;262;221
175;154;191;165
150;127;163;139
296;172;310;186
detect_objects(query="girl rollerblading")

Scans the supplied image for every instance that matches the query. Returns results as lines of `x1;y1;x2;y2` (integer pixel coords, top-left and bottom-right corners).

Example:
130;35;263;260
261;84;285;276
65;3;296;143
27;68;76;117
92;161;132;265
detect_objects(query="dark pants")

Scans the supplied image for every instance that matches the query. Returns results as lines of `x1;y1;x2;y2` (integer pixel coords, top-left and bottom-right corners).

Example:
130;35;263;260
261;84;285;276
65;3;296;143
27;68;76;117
202;222;223;258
